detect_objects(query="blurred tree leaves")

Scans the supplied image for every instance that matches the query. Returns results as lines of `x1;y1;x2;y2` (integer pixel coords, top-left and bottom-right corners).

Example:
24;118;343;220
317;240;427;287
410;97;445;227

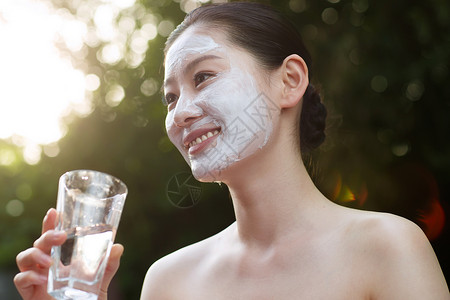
1;0;449;298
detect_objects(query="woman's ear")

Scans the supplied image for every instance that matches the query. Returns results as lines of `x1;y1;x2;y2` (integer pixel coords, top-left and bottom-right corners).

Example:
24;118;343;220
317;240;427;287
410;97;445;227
279;54;309;109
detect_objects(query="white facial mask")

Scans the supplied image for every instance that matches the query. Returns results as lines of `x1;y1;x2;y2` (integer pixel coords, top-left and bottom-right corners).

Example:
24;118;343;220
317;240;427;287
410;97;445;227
166;34;221;77
165;33;280;182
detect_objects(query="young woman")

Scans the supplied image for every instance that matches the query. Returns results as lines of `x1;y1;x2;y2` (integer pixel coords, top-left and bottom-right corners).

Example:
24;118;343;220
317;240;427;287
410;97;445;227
15;2;449;299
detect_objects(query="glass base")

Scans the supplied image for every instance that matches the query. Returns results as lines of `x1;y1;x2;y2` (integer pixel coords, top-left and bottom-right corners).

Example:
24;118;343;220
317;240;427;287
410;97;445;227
49;287;98;300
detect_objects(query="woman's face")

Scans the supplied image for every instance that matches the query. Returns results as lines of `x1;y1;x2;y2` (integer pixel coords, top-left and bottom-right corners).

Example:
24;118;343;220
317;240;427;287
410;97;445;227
164;26;280;181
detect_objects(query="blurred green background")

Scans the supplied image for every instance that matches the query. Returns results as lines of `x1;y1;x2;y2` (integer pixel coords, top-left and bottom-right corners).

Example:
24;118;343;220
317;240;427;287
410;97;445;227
1;0;449;298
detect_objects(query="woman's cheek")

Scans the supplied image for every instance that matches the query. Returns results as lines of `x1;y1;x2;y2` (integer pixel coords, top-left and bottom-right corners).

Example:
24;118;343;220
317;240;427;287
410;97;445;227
165;113;193;167
198;77;246;118
165;114;180;148
165;114;174;138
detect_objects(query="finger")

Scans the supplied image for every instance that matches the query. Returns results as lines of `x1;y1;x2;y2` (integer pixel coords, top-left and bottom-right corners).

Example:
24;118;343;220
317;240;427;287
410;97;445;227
42;208;57;234
99;244;124;298
14;269;54;300
33;230;66;254
14;269;48;290
16;248;52;272
14;270;48;300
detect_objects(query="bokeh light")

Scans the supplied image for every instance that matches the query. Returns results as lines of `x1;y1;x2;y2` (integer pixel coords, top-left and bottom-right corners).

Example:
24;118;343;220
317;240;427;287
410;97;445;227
322;7;339;25
289;0;307;13
140;78;159;97
405;80;425;101
157;20;175;37
6;199;24;217
105;85;125;107
352;0;369;13
15;183;33;201
0;148;17;166
85;74;101;92
371;75;388;93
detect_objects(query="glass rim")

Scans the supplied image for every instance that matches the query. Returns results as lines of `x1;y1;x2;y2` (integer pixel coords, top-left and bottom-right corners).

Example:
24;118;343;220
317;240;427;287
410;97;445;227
59;169;128;196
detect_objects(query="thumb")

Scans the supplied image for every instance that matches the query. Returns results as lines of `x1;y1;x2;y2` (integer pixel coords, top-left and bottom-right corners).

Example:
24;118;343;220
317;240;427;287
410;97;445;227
98;243;124;299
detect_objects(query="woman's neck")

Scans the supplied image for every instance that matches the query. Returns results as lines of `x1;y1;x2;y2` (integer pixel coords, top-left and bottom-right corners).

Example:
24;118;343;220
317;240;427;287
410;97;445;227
222;134;329;248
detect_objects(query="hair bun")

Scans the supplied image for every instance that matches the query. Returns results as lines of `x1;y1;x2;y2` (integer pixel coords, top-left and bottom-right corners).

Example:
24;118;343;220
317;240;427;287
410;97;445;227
300;85;327;153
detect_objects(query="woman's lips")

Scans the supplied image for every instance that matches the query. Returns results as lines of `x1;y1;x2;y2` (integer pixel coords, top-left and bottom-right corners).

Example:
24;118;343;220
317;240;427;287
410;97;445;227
187;129;221;155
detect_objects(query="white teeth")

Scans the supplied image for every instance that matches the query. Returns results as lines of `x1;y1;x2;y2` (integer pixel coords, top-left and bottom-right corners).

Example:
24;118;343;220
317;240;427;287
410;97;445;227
188;130;220;148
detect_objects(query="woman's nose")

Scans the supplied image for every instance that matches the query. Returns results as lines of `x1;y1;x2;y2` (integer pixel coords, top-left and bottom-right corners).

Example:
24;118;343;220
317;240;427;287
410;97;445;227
173;95;203;127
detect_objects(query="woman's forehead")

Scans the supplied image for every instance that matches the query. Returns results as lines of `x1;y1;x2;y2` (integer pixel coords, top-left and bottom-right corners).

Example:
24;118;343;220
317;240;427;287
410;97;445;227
168;35;219;60
165;27;225;68
163;26;259;84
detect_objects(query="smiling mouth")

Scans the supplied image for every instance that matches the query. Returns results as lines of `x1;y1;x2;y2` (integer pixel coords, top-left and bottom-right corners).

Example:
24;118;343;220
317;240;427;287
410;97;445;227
188;129;220;148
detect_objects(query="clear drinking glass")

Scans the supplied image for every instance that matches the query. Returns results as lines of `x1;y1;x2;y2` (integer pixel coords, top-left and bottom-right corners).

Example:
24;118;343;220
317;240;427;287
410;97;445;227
47;170;128;300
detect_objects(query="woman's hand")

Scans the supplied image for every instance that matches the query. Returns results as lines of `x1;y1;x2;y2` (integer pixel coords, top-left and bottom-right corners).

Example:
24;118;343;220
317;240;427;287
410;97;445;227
14;208;124;300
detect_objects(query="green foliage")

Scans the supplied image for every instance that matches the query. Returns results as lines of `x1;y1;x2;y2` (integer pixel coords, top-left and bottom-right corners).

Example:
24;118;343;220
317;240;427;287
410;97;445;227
1;0;449;298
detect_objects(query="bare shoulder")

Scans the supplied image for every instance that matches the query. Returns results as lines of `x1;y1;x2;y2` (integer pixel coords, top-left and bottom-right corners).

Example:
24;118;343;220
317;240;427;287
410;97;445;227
348;211;437;261
140;228;224;299
346;210;429;247
341;209;449;299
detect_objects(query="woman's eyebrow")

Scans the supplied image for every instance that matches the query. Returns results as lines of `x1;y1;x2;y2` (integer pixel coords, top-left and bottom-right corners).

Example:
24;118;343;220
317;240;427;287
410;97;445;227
183;54;222;75
163;54;222;89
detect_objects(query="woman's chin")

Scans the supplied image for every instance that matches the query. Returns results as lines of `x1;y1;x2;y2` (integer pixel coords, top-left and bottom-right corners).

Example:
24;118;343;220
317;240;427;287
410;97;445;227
190;164;224;183
188;143;267;183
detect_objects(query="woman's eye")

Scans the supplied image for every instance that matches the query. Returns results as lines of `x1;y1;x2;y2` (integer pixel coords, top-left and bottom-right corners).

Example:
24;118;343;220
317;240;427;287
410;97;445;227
164;93;178;106
194;72;214;87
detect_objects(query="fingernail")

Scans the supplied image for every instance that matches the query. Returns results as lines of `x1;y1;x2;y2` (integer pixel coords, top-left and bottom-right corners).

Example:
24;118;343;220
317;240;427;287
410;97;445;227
39;275;48;283
46;208;52;215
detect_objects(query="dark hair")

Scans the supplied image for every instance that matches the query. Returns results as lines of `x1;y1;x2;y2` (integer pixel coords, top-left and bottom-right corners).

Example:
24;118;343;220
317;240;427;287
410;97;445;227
165;2;326;154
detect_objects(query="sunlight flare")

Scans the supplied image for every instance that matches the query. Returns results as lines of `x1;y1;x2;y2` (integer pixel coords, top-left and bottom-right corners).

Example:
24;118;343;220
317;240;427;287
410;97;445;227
0;0;88;148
